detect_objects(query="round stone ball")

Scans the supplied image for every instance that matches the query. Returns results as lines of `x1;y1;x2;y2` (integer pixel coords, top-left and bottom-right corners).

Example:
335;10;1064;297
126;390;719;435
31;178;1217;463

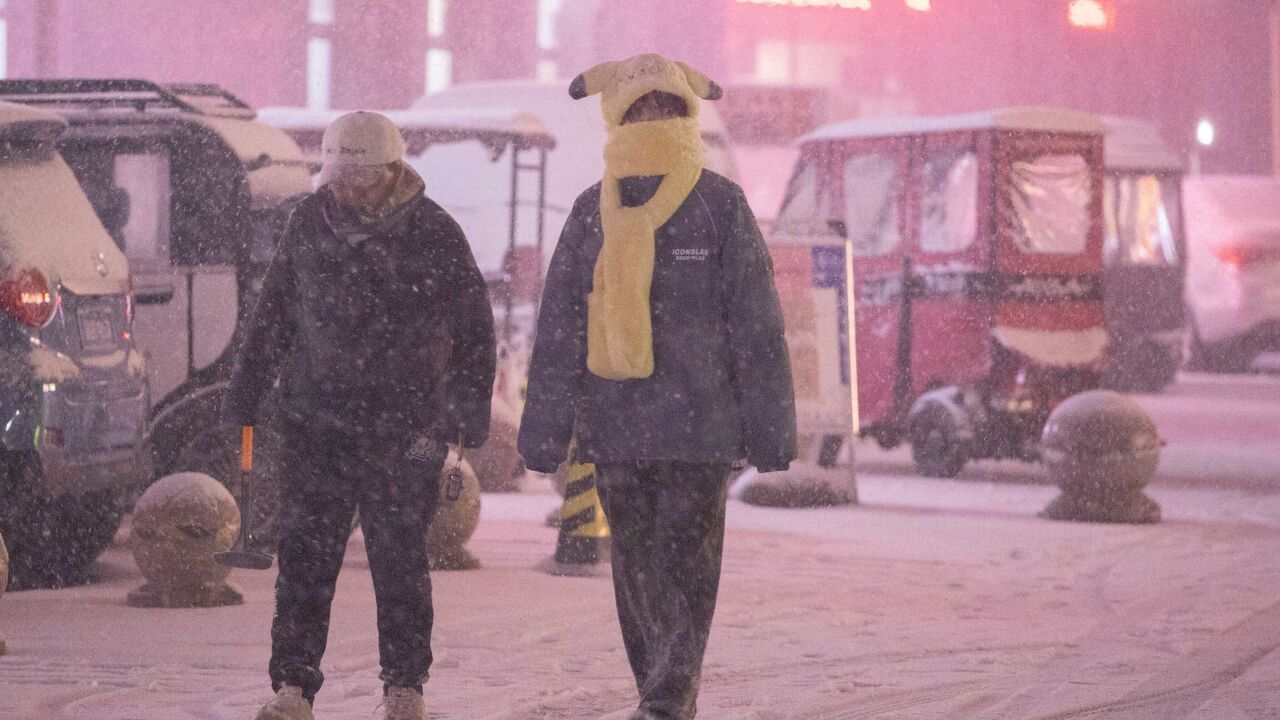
428;450;482;554
1041;390;1162;494
466;414;522;492
131;472;240;593
736;462;857;508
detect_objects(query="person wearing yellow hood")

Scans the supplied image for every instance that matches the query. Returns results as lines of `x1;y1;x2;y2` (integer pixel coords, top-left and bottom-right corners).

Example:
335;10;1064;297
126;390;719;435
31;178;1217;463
227;111;496;720
519;55;797;719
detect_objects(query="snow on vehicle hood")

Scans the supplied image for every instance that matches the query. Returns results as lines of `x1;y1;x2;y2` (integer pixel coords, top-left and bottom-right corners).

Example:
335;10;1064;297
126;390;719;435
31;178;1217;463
1184;175;1280;255
0;153;129;297
993;325;1108;367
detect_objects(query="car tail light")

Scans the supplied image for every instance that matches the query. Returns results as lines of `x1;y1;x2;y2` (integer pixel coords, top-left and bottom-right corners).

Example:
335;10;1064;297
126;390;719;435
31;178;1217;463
42;426;65;448
1;267;58;328
1213;244;1280;270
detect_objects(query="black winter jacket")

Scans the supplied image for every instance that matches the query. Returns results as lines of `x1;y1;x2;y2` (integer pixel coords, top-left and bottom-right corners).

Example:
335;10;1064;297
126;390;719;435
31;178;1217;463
225;190;496;447
517;170;797;473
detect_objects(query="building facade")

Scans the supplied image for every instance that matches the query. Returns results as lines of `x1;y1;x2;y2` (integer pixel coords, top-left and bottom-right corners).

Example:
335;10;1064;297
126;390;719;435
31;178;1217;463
0;0;1272;173
0;0;540;110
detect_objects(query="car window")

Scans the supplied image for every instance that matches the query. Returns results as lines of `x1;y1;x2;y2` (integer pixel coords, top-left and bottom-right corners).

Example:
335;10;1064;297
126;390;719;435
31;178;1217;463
1105;173;1179;267
921;149;978;253
113;152;173;265
842;152;901;257
1009;153;1091;254
773;158;830;237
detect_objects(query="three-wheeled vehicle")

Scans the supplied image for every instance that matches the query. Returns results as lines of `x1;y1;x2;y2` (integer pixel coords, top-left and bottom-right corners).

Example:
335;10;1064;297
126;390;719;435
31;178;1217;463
258;106;557;493
1100;116;1186;391
1;100;150;588
0;79;315;539
770;108;1107;477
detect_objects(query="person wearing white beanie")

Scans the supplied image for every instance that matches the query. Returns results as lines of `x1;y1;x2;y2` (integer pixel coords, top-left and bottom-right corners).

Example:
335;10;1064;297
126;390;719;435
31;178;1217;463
227;111;496;720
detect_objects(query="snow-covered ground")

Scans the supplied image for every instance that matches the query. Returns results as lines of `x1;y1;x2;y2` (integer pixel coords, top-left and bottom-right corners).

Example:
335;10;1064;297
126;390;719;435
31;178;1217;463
3;372;1280;719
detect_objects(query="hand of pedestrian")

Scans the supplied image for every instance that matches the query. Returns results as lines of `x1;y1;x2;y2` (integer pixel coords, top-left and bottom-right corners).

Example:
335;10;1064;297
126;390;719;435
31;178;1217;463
405;434;447;465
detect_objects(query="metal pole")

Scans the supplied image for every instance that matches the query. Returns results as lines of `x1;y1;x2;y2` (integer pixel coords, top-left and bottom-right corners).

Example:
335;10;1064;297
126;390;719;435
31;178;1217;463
505;146;519;343
186;271;195;376
534;146;548;303
843;236;860;503
1271;0;1280;175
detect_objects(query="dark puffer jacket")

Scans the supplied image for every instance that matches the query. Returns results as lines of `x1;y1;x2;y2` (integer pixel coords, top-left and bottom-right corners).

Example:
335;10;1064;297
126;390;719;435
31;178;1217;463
518;170;797;473
225;189;496;448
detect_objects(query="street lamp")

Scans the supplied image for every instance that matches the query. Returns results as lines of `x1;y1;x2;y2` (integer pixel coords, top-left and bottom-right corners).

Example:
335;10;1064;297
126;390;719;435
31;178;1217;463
1191;118;1215;175
1196;118;1216;148
1068;0;1115;30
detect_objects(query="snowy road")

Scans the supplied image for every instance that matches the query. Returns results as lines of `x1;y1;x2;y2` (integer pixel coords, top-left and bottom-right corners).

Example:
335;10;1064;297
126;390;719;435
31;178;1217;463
2;372;1279;719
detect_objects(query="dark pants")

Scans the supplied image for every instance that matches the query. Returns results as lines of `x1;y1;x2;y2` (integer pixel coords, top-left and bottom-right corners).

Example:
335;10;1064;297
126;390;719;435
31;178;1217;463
268;421;444;703
596;461;732;720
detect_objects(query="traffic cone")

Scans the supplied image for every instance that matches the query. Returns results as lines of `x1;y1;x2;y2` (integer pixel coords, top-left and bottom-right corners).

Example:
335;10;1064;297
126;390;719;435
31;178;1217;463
541;459;611;577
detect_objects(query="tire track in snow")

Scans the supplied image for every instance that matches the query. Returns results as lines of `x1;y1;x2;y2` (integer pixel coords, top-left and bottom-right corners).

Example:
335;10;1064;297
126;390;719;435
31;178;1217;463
954;536;1280;720
1026;599;1280;720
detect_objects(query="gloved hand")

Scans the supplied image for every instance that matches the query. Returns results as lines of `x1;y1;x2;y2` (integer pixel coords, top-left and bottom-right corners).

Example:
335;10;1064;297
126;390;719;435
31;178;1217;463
405;435;447;463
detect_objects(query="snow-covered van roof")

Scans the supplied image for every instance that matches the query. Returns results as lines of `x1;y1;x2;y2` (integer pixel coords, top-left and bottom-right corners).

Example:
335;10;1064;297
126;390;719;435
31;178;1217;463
0;79;258;120
256;106;556;154
1102;116;1183;172
0;101;128;296
411;79;736;138
194;115;313;206
800;107;1106;144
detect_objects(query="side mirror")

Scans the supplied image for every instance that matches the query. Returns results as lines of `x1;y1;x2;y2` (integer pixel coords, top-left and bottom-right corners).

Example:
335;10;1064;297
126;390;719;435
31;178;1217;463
827;219;848;239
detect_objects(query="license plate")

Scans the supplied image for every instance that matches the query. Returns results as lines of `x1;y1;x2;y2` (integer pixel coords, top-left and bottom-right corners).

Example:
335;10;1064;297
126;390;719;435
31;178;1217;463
77;309;117;352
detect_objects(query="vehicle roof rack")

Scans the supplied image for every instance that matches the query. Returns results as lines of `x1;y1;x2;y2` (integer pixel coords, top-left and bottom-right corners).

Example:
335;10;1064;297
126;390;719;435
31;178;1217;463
0;79;257;119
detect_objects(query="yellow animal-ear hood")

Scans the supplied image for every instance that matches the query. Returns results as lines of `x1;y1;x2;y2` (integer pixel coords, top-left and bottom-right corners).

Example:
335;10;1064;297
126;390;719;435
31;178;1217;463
568;54;723;128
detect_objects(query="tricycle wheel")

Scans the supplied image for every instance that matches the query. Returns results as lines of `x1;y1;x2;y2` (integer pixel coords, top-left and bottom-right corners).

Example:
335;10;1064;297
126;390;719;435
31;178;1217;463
909;404;968;478
1102;341;1178;393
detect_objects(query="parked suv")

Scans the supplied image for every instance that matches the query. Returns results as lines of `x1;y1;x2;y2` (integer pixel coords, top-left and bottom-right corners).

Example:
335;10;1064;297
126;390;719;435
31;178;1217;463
0;80;314;547
0;101;150;589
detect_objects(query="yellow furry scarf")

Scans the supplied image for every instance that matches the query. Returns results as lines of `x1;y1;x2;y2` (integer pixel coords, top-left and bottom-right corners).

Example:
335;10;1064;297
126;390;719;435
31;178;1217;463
588;117;704;380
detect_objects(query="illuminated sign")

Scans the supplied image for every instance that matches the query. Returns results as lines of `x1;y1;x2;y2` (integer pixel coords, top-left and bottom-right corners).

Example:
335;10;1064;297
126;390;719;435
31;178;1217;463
736;0;872;9
1068;0;1115;30
735;0;932;10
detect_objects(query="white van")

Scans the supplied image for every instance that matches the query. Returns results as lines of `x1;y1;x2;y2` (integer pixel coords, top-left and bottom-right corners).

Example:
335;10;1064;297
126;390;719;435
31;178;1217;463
411;80;740;275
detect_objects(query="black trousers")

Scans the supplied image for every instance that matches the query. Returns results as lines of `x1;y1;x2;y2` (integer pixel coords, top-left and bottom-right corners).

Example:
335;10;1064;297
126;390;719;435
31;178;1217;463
268;421;444;703
596;461;732;720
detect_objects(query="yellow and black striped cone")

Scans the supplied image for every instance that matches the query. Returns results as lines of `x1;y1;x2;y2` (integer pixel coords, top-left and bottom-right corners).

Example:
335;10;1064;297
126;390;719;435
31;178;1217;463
541;460;611;577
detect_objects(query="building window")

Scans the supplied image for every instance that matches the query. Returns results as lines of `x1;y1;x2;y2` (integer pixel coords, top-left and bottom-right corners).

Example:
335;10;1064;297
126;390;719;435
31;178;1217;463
426;48;452;95
537;0;563;50
794;43;843;86
428;0;446;38
755;40;793;84
537;59;558;83
0;18;7;80
307;37;332;109
309;0;334;25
